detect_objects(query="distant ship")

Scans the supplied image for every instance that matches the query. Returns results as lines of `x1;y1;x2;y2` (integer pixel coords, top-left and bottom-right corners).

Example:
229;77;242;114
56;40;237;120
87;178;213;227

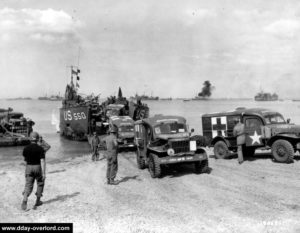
133;94;159;101
6;97;32;100
38;94;63;101
254;92;278;101
160;97;172;101
192;96;209;101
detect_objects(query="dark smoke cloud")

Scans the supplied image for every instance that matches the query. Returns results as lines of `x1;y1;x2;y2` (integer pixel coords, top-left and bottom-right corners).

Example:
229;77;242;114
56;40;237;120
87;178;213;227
198;80;214;97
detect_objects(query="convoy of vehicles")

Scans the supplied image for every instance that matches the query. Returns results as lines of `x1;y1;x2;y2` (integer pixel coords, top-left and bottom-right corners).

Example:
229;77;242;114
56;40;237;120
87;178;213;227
202;107;300;163
134;115;209;178
59;68;149;140
6;66;297;179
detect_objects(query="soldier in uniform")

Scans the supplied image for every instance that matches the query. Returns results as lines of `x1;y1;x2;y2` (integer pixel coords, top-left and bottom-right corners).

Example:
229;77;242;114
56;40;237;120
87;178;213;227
233;118;246;164
105;127;119;185
21;132;46;210
91;131;100;161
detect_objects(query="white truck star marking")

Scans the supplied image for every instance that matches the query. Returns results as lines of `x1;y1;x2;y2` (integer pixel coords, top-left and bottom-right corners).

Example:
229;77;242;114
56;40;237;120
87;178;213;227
250;131;261;145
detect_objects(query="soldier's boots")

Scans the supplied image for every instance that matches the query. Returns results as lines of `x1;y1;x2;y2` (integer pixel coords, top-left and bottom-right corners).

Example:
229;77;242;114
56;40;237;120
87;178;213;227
106;179;118;185
110;179;118;185
21;201;27;211
35;197;43;206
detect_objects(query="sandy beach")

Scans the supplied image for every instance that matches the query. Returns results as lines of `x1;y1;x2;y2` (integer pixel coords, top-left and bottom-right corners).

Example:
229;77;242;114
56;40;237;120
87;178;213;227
0;148;299;233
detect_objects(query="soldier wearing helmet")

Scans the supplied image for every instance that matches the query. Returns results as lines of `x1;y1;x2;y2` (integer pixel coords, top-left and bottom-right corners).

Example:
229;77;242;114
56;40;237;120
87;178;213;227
104;126;119;185
21;131;47;210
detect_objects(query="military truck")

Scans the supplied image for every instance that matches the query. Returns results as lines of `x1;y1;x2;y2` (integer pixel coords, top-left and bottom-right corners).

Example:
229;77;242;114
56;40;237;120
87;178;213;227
202;107;300;163
134;115;209;178
109;115;135;150
0;108;33;146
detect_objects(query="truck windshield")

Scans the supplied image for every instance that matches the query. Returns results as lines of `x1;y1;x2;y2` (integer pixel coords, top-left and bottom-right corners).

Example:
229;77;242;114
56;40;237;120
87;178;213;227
119;125;134;132
264;113;286;124
106;109;120;117
154;123;187;134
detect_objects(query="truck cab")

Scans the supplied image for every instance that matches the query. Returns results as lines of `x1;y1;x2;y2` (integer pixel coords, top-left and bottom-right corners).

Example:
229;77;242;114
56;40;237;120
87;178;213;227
202;107;300;163
134;115;209;178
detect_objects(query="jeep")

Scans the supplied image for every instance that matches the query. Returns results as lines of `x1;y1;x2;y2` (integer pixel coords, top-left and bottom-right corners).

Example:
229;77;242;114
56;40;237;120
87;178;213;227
134;115;209;178
202;107;300;163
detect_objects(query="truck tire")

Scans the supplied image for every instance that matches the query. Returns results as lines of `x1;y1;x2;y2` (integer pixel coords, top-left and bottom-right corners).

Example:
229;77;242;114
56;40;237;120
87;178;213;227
148;153;161;178
214;141;229;159
195;160;209;174
271;140;294;163
136;149;146;169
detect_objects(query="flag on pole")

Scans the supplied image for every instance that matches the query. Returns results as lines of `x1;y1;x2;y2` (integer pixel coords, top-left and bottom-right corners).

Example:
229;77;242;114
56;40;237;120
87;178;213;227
72;69;78;75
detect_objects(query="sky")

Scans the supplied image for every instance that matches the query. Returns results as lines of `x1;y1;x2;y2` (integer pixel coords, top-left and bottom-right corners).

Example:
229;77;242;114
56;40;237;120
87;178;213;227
0;0;300;99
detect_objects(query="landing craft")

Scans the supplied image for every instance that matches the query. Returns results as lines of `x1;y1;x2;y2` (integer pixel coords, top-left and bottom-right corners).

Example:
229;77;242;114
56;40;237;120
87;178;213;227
59;67;149;140
0;108;33;146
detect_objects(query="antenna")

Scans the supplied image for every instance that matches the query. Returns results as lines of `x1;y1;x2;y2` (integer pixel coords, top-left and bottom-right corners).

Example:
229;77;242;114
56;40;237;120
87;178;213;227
77;47;81;67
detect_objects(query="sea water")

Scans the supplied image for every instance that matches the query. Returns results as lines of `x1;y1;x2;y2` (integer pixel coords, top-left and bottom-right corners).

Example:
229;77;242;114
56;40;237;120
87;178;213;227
1;99;300;163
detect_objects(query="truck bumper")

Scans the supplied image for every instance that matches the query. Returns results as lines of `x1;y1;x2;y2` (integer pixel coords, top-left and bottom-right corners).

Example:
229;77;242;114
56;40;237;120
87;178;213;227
118;143;136;149
159;152;207;165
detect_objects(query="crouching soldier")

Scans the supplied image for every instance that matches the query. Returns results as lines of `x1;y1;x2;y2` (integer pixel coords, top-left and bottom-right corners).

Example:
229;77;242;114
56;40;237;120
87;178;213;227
21;132;46;210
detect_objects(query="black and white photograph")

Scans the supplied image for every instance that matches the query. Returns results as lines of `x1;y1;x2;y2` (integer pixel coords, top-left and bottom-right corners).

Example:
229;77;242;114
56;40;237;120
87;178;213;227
0;0;300;232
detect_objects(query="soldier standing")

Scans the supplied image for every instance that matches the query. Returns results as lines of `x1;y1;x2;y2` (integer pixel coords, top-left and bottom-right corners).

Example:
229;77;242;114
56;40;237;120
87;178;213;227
105;127;119;185
91;131;100;161
233;119;246;164
21;132;46;210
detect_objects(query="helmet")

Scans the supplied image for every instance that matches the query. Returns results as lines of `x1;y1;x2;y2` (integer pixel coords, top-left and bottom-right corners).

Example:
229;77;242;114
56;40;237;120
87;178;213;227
30;131;39;140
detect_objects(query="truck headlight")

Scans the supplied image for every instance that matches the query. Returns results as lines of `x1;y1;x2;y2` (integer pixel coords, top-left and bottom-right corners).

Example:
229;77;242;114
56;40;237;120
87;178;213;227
167;148;175;156
190;141;197;151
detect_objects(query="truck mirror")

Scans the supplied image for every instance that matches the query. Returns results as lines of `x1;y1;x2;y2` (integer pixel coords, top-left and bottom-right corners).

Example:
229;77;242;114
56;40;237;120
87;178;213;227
287;118;291;124
191;128;195;133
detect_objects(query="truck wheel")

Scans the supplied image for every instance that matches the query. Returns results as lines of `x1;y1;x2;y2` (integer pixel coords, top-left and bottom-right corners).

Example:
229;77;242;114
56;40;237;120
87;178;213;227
136;149;146;169
214;141;229;159
271;140;294;163
195;160;209;174
148;153;161;178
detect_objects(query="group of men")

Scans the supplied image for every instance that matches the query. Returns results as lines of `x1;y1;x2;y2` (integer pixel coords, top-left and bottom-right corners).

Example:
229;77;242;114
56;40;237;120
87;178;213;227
21;120;244;211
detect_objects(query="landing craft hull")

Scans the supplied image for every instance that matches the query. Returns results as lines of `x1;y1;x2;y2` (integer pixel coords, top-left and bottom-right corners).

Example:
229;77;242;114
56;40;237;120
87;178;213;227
59;106;90;140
